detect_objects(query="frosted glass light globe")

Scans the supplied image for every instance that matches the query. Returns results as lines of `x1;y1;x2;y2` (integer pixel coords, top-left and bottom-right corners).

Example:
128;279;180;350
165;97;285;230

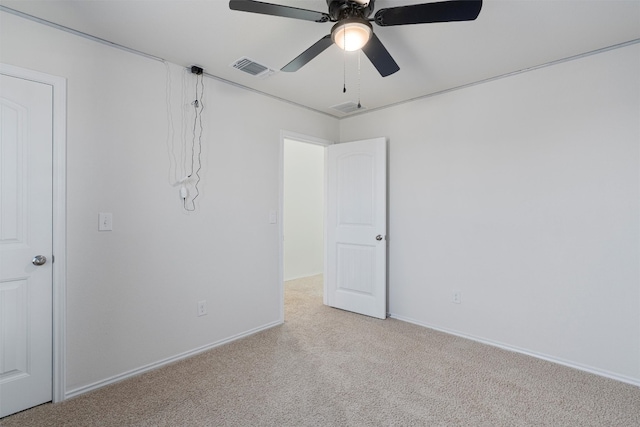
332;20;372;51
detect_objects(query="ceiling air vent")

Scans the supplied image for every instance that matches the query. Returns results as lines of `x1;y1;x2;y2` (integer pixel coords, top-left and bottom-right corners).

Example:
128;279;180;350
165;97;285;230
330;101;367;115
230;57;276;78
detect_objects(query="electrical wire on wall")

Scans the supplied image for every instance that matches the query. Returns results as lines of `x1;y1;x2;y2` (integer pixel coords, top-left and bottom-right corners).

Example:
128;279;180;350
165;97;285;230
164;61;179;187
165;63;206;212
184;66;204;211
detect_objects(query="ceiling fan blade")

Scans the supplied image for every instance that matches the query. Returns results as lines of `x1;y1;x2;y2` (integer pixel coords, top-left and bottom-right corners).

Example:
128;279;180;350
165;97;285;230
281;35;334;72
229;0;330;22
361;34;399;77
375;0;482;26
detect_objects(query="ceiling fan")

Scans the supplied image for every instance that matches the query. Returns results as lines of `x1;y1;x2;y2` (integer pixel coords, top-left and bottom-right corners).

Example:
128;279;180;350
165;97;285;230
229;0;483;77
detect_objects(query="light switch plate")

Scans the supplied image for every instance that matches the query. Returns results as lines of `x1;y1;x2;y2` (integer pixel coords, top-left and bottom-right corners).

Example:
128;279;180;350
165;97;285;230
99;212;113;231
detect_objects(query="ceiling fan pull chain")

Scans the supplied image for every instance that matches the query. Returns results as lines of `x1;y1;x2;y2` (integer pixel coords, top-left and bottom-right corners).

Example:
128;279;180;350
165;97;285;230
342;52;346;93
357;50;362;109
343;30;347;93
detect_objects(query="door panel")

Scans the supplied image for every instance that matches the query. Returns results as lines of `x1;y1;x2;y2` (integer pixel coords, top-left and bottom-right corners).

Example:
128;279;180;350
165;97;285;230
0;280;29;379
326;138;387;319
337;153;375;225
0;73;53;418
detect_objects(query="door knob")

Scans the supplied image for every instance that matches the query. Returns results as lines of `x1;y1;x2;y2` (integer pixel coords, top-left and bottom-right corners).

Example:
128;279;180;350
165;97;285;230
376;235;383;241
32;255;47;266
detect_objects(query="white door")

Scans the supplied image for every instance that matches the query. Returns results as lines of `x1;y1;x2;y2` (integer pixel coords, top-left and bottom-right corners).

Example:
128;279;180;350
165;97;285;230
325;138;387;319
0;73;53;417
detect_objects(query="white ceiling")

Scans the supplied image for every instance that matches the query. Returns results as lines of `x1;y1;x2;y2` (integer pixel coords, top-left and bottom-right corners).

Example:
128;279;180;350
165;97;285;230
2;0;639;118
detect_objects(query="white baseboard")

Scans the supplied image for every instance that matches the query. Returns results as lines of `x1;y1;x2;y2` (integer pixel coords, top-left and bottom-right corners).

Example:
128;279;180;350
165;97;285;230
284;272;323;282
65;319;283;399
389;313;640;388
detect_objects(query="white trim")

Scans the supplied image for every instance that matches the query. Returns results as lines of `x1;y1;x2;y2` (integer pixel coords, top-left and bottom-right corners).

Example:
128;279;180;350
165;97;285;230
281;131;335;148
335;38;640;119
0;6;335;120
389;313;640;388
0;6;163;64
323;147;328;307
283;272;324;282
65;320;282;399
5;5;637;122
0;63;67;402
279;131;334;320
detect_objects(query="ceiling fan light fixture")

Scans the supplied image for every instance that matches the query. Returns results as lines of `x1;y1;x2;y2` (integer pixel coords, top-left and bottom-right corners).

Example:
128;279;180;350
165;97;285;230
331;18;372;51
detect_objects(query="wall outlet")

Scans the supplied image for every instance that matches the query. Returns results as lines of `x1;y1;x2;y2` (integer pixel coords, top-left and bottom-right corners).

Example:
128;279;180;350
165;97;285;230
452;291;462;304
197;300;207;316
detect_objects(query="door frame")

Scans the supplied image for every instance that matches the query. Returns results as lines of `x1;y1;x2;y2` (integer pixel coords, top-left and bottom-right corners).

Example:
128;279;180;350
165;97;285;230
0;63;67;403
278;130;333;321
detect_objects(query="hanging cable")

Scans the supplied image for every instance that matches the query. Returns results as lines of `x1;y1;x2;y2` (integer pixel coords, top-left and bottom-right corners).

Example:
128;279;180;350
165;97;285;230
180;67;189;179
164;61;178;186
185;72;204;212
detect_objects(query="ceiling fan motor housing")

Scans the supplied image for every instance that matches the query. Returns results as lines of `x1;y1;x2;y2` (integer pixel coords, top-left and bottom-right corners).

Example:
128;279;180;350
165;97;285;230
327;0;375;21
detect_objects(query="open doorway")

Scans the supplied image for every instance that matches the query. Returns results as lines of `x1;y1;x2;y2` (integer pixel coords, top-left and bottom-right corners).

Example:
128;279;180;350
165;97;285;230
283;138;325;280
279;134;388;321
279;132;332;320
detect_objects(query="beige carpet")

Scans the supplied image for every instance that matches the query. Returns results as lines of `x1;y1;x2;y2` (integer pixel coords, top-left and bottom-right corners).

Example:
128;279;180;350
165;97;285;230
2;274;639;426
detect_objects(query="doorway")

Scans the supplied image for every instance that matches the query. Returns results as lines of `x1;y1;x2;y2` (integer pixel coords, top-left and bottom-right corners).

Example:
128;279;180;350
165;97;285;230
279;132;332;320
279;134;389;321
283;139;325;280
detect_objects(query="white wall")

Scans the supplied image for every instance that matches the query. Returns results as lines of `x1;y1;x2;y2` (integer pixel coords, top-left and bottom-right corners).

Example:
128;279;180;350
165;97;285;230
0;11;339;394
283;139;325;281
340;44;640;383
